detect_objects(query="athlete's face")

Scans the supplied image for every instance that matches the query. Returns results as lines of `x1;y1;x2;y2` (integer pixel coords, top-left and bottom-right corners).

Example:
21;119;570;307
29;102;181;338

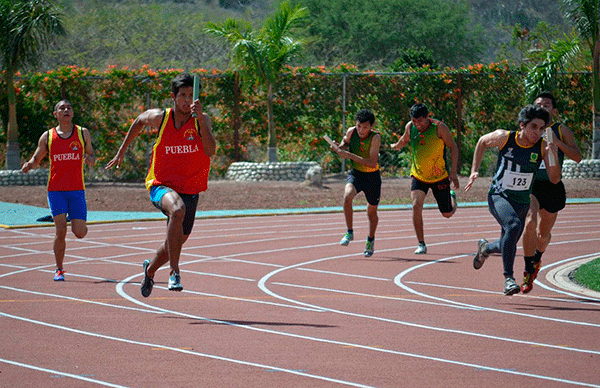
355;120;373;139
173;86;194;114
411;116;430;132
53;102;73;122
520;118;546;145
534;97;556;121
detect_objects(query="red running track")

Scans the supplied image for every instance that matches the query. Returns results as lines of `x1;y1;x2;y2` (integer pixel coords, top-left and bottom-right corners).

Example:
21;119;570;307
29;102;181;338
0;203;599;388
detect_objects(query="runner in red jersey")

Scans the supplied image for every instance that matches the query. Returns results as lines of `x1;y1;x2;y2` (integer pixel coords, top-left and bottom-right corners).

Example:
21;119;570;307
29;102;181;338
22;100;96;281
106;73;216;297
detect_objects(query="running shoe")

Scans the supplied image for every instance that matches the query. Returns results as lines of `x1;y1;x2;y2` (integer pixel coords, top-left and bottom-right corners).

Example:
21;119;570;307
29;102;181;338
168;272;183;291
473;239;489;270
503;277;520;296
363;240;374;257
340;231;354;246
414;242;427;254
140;259;154;298
53;269;65;281
521;260;542;294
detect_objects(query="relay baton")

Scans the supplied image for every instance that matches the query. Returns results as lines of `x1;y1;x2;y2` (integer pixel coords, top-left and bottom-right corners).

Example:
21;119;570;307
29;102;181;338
323;135;335;147
545;128;556;166
192;75;200;118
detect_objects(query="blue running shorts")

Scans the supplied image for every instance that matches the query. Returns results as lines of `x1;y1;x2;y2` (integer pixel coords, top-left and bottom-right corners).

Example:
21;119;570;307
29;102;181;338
47;190;87;220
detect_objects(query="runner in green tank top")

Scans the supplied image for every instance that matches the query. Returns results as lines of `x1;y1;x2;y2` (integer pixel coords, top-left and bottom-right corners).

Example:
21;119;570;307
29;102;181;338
465;105;561;296
520;92;582;294
391;103;459;255
329;109;381;257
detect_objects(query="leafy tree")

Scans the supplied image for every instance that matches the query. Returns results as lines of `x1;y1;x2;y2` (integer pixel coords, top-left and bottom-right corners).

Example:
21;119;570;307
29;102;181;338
42;1;232;70
206;1;308;162
296;0;483;69
389;48;438;71
526;0;600;158
1;0;65;169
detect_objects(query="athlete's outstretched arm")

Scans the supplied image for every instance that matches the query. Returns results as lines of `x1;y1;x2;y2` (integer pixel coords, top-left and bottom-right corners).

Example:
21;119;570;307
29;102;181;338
81;127;96;167
557;124;583;163
438;122;460;189
22;131;49;173
465;129;508;191
105;108;164;170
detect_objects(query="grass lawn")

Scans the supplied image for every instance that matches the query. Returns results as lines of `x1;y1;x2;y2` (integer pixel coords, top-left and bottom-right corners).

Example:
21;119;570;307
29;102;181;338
573;257;600;293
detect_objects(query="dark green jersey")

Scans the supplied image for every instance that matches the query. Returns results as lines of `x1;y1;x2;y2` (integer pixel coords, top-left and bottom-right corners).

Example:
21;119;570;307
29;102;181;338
489;131;544;204
534;122;565;181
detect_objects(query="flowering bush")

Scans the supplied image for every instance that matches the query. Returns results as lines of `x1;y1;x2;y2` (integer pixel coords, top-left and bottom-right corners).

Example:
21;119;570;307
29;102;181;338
0;63;592;179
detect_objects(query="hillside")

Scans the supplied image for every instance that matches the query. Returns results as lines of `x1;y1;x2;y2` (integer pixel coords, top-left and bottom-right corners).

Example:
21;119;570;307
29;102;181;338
38;0;571;71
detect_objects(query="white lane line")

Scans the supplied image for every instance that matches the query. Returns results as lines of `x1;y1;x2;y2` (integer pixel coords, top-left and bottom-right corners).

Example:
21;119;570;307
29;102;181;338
256;253;600;355
0;285;162;315
271;281;483;310
115;275;600;388
394;254;600;328
0;357;129;387
0;311;377;388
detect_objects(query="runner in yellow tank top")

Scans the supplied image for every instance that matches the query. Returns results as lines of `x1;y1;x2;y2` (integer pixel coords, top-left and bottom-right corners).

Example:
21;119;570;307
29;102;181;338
329;109;381;257
391;103;459;254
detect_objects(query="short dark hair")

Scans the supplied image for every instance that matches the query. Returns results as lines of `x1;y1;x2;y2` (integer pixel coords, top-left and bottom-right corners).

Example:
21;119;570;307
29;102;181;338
535;91;557;109
54;100;72;111
355;109;375;125
409;103;428;119
518;104;550;127
171;73;195;97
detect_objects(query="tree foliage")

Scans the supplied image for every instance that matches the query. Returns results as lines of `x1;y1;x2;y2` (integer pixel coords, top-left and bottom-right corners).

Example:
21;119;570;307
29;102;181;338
39;0;249;71
206;1;308;161
1;64;593;176
295;0;484;68
1;0;66;169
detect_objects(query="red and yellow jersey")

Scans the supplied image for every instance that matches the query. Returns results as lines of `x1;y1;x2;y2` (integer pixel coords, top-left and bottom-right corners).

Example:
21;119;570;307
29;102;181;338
145;108;211;194
47;125;85;192
409;119;449;183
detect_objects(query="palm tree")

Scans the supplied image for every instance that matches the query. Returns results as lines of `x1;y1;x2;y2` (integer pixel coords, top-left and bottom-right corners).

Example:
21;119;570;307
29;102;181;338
526;0;600;158
206;1;308;163
1;0;65;169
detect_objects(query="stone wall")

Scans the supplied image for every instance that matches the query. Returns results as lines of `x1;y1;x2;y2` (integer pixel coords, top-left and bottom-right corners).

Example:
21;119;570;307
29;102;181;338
1;159;598;185
0;169;48;186
225;161;320;182
562;159;600;179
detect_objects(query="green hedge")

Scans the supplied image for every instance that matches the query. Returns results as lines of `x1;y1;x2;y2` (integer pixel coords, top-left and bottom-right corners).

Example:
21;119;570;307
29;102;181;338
0;63;593;180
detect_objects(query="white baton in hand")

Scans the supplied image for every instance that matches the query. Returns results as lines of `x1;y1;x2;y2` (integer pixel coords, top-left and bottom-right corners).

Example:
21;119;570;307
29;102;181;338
192;75;199;118
546;128;556;167
323;135;335;147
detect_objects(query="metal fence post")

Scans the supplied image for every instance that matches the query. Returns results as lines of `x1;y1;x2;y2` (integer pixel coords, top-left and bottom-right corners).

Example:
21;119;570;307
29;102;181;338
341;74;347;173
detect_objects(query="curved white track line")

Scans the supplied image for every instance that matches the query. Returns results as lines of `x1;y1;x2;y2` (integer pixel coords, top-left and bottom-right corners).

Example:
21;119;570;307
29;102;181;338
0;311;376;388
114;274;600;387
394;257;600;327
256;253;600;353
0;357;129;387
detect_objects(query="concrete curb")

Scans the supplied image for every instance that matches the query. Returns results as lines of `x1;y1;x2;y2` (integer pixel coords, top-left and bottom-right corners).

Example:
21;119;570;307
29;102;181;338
545;257;600;300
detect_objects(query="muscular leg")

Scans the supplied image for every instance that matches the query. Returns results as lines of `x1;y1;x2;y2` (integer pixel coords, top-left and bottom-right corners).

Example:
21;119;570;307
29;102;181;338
70;219;88;239
343;183;357;231
150;191;187;276
53;214;68;269
147;234;190;277
488;195;529;278
367;204;378;239
441;192;457;218
411;189;426;243
522;195;540;257
537;208;558;253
